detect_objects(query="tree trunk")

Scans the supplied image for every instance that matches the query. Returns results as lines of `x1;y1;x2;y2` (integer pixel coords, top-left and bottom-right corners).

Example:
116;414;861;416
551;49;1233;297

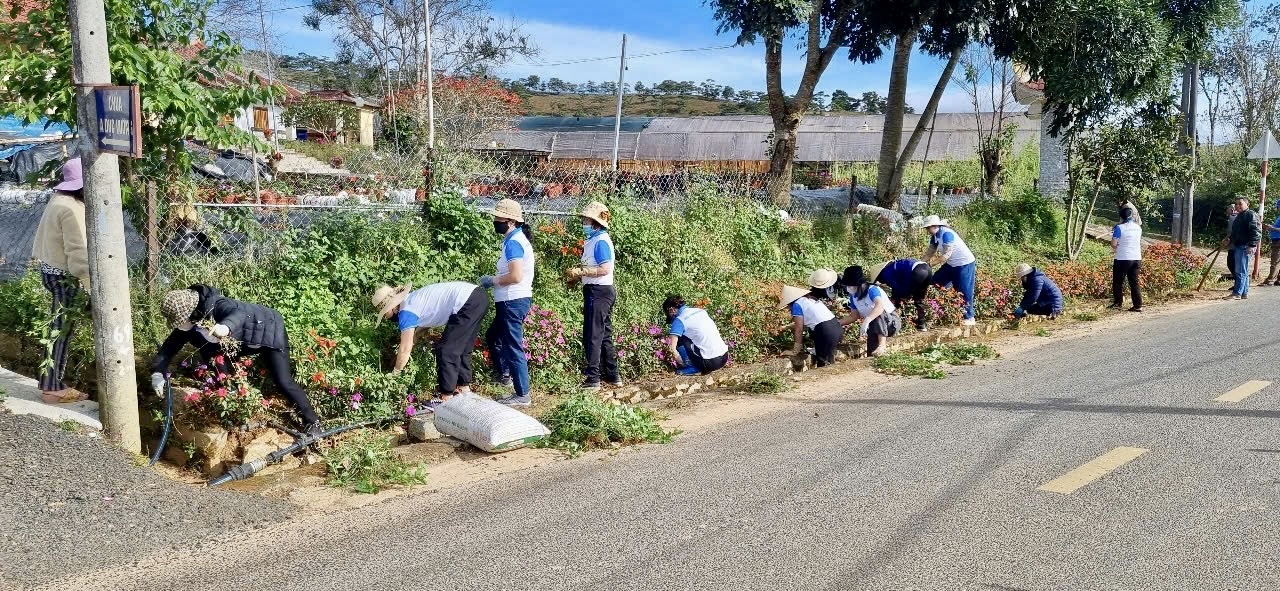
885;45;964;206
766;119;801;208
875;29;917;207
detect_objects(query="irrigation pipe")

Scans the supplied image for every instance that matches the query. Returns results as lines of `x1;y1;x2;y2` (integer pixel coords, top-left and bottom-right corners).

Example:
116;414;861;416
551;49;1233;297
148;377;174;466
206;415;398;487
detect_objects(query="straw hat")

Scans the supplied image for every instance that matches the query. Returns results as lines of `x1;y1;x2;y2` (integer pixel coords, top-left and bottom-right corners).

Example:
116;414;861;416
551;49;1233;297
919;214;948;228
779;285;808;308
492;198;524;223
807;268;837;289
867;261;889;284
580;201;611;229
371;284;412;324
1014;263;1033;278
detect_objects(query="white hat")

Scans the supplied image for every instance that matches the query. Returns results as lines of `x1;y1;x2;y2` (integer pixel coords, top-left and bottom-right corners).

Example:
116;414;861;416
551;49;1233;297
580;201;611;229
919;214;948;228
492;198;524;223
371;284;412;325
807;268;837;289
779;285;809;308
1014;263;1033;278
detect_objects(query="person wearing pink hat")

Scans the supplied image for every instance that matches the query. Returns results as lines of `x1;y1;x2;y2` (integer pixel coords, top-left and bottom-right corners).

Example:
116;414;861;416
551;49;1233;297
30;158;91;403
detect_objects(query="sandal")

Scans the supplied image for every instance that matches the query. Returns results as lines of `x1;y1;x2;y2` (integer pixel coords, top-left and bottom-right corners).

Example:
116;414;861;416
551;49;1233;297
40;389;89;404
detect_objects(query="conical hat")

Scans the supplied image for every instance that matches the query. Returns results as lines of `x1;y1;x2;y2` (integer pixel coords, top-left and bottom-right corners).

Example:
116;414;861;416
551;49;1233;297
779;285;808;308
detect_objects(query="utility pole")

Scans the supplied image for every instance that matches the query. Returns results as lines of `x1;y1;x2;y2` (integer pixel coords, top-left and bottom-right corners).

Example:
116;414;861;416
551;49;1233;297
1174;62;1198;245
69;0;141;452
610;34;627;172
421;0;436;211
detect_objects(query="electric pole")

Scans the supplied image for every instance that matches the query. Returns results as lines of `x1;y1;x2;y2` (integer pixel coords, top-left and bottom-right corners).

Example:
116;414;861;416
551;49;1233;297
1174;61;1198;245
69;0;141;452
610;34;627;172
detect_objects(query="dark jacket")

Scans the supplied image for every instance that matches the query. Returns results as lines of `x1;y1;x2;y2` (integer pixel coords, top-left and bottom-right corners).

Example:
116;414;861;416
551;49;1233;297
875;259;920;299
151;284;289;372
1230;208;1261;248
1019;269;1064;312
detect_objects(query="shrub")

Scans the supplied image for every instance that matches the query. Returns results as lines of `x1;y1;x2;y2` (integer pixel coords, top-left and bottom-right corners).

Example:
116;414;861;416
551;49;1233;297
325;430;428;494
738;371;790;395
538;393;679;456
964;189;1061;244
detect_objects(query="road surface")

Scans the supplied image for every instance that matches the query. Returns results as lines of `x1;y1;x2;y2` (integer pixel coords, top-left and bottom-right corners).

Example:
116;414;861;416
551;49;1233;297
38;294;1280;591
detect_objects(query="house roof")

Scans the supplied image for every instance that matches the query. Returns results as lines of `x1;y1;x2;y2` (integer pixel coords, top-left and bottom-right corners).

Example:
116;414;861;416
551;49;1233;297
304;90;384;109
486;114;1040;163
1;0;44;23
173;41;302;99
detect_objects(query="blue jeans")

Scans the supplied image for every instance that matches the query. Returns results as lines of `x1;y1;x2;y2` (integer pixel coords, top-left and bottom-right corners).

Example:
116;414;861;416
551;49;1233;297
1231;246;1252;297
932;262;977;320
485;297;532;397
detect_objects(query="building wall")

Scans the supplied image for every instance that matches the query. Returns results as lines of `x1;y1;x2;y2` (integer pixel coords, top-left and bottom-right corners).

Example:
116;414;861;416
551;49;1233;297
358;110;376;147
232;104;295;143
1038;117;1068;199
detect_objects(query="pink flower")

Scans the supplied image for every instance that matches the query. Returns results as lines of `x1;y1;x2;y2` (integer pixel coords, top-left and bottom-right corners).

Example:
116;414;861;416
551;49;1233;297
183;392;200;403
352;393;363;402
216;387;227;398
406;406;417;417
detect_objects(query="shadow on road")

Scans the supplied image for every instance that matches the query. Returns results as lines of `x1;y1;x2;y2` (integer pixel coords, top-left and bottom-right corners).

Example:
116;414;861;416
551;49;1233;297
801;396;1280;420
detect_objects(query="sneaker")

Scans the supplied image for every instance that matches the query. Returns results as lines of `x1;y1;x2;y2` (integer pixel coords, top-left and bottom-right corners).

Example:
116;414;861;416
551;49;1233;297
962;318;976;327
497;394;531;407
1128;307;1143;313
1230;295;1243;301
1243;294;1249;300
915;323;929;332
492;375;513;387
581;381;602;392
303;421;324;437
1106;303;1123;310
676;366;700;376
606;379;624;388
456;385;474;395
423;398;446;410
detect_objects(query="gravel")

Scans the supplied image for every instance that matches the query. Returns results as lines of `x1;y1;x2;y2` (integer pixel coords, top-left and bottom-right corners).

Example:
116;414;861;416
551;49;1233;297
0;412;292;588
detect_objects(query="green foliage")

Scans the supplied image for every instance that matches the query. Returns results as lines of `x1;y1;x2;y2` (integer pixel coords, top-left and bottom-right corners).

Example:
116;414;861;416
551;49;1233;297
1035;328;1052;337
537;393;679;456
1072;311;1099;321
325;430;428;494
58;419;83;434
964;189;1060;245
737;371;790;395
282;96;360;139
872;342;998;379
873;351;947;379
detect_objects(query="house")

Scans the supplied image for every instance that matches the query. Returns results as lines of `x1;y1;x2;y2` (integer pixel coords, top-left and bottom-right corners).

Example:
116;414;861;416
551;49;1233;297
483;114;1041;174
296;90;383;147
1012;71;1067;199
174;43;303;145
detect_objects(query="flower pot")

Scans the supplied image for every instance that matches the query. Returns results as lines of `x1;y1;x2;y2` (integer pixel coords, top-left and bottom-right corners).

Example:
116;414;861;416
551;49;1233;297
220;194;239;204
544;183;564;198
566;183;583;197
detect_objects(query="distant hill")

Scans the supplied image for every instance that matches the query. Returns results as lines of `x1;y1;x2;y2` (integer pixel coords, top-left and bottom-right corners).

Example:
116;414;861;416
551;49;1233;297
520;93;757;117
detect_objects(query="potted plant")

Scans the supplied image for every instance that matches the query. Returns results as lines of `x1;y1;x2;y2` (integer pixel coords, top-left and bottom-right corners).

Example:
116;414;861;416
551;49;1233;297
263;128;274;140
329;155;345;169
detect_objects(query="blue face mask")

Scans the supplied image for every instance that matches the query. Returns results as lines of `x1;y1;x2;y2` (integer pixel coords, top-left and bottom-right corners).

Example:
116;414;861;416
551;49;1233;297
582;224;595;236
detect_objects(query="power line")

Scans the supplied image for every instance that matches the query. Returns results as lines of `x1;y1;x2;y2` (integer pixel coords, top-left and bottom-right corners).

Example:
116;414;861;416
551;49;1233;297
518;43;738;69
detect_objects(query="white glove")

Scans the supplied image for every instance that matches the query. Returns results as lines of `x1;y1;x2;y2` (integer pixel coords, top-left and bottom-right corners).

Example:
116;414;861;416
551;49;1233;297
859;320;870;338
211;324;230;338
150;372;166;396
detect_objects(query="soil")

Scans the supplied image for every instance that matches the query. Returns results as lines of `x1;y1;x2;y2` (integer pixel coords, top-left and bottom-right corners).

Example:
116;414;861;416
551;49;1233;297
0;412;292;589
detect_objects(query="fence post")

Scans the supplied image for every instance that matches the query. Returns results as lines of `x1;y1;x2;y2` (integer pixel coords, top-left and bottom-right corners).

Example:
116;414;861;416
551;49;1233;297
926;180;934;211
421;147;434;220
848;174;858;214
145;182;158;293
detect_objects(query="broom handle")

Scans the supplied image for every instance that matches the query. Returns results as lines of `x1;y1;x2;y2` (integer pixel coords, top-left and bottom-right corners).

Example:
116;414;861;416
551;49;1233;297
1197;247;1223;291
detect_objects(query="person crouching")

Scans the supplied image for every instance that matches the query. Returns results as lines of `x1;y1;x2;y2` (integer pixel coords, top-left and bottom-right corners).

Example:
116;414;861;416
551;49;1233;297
372;282;488;408
837;266;901;357
661;295;729;376
1013;263;1063;320
782;282;843;367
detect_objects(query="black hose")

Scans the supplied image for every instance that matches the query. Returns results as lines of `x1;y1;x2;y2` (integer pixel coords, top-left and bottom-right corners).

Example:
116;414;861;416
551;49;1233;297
206;415;397;487
148;378;173;467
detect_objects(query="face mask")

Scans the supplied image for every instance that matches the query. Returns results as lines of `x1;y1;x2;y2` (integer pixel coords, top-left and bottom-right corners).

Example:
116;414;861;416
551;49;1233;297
582;224;595;236
493;220;509;235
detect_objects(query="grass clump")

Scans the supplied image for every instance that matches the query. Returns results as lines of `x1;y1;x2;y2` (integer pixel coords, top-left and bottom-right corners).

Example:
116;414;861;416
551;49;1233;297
872;342;998;379
325;431;428;494
1035;328;1052;337
737;371;790;395
538;393;679;456
1072;311;1099;321
58;419;83;433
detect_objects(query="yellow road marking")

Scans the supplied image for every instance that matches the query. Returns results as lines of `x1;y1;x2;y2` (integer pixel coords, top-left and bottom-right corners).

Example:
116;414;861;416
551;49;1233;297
1215;380;1271;403
1037;447;1149;495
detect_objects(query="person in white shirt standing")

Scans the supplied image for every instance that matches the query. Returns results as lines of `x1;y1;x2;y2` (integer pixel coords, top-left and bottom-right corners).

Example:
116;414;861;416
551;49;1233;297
661;295;729;376
782;281;843;367
1111;206;1144;311
479;199;536;407
920;215;978;326
564;201;621;391
372;281;489;407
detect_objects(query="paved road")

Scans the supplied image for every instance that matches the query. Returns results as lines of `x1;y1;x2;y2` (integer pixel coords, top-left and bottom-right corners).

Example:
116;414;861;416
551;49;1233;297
41;294;1280;591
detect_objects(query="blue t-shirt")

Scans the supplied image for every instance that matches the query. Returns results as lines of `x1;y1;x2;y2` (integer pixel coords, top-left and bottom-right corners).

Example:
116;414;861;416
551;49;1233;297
1271;215;1280;241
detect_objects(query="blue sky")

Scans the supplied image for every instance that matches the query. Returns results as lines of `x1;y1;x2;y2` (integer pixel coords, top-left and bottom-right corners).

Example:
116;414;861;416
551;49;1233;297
271;0;984;112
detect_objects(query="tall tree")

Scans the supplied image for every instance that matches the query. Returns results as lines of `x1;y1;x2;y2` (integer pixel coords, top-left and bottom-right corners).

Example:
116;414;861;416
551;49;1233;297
953;45;1019;197
710;0;884;207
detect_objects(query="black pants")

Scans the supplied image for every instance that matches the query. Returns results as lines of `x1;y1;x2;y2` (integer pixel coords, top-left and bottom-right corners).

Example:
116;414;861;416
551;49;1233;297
678;335;728;374
1112;260;1142;308
435;287;489;395
176;331;319;425
810;319;844;367
582;284;620;383
39;272;80;391
1024;302;1060;317
891;263;932;329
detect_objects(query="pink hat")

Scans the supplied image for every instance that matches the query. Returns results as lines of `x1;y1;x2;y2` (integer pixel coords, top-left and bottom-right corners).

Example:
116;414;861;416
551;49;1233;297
53;158;83;192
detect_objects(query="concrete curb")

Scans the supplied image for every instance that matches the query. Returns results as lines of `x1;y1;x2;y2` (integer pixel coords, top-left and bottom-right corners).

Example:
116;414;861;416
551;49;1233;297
0;365;102;430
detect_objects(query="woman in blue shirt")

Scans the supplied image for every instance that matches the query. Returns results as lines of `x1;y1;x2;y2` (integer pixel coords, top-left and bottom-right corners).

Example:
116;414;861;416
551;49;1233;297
564;201;621;391
782;282;843;367
837;266;901;357
478;199;535;407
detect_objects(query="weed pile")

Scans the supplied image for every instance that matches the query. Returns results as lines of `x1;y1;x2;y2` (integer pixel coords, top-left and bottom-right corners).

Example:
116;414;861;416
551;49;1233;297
324;431;428;494
737;371;790;395
872;342;998;379
538;393;679;456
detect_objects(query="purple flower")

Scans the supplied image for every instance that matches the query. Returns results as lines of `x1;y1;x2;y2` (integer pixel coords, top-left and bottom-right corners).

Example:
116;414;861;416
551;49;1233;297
647;326;661;336
406;406;417;417
180;361;189;368
351;393;363;402
329;387;338;396
407;394;416;403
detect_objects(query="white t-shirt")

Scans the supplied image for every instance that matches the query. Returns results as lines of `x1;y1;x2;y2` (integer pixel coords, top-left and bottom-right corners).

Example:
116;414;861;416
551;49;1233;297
398;282;476;331
1113;221;1142;261
582;230;615;286
494;229;535;302
851;285;897;318
670;306;729;359
930;227;977;267
789;296;836;329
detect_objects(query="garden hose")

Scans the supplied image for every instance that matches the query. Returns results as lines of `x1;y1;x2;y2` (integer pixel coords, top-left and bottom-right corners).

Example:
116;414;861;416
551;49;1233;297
206;415;398;487
148;377;174;467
